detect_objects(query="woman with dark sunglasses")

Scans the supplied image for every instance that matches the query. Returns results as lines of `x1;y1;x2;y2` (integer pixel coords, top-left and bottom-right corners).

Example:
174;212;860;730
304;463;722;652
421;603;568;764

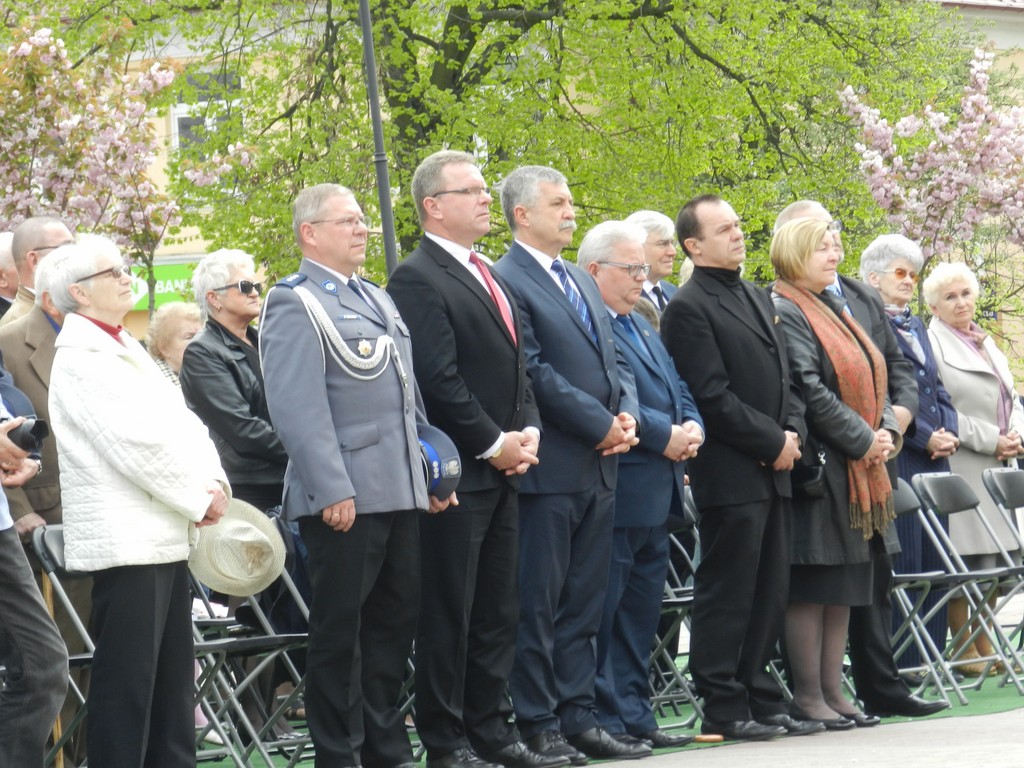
179;249;287;514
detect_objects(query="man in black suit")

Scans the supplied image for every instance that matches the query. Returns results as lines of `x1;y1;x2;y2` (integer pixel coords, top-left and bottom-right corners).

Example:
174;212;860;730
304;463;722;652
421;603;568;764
662;194;816;741
493;166;649;765
773;200;947;720
387;151;561;768
623;211;678;316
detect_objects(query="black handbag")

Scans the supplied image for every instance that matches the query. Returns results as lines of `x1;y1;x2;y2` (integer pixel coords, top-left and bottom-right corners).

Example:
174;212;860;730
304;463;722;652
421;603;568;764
791;448;827;499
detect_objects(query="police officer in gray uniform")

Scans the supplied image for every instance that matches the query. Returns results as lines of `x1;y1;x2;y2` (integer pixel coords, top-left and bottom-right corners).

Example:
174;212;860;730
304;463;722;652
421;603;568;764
260;183;456;768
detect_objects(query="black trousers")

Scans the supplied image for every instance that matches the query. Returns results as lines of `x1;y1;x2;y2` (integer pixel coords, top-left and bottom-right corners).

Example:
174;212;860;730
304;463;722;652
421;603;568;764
87;561;194;768
689;496;790;722
299;510;419;768
415;485;520;757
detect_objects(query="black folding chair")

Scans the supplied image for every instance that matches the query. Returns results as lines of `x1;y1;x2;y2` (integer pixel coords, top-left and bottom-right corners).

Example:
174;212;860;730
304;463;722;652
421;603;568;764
649;486;703;725
911;472;1024;694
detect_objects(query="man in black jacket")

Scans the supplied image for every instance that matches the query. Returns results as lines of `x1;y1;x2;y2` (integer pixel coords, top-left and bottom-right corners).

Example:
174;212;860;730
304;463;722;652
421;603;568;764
662;194;816;741
387;151;556;768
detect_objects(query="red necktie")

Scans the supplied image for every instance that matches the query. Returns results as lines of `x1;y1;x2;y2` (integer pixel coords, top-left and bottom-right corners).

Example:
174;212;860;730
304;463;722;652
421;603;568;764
469;252;517;344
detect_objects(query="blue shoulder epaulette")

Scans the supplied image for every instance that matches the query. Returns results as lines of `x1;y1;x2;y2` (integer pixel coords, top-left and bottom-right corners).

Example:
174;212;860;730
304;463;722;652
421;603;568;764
275;273;308;288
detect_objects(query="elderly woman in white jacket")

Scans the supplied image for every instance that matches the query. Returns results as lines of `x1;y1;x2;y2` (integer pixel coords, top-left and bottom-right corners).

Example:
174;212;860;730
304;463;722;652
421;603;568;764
924;261;1024;675
46;236;230;768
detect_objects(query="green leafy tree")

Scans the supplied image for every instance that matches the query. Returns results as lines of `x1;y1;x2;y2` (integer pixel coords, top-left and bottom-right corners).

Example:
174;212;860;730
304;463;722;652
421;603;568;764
3;1;983;283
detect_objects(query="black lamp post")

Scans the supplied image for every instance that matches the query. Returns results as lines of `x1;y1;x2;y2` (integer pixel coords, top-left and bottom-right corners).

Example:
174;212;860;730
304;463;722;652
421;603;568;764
358;0;399;276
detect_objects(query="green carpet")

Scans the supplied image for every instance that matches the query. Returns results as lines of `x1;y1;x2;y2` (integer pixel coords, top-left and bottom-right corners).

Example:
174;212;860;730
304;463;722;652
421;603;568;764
201;678;1024;766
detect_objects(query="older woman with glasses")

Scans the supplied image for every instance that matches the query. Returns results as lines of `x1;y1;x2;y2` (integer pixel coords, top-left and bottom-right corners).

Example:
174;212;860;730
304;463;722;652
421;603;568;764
47;236;229;767
859;235;959;674
179;249;288;514
924;261;1024;675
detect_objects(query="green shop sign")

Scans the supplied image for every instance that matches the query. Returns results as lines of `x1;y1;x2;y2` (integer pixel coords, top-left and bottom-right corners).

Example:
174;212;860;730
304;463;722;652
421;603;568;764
130;263;195;310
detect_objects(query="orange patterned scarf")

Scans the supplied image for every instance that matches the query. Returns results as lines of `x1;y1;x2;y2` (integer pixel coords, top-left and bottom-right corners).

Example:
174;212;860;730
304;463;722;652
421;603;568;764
775;279;894;539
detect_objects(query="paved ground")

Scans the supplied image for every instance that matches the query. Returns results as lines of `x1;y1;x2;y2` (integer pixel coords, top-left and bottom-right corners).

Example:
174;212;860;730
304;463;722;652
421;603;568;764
639;709;1024;767
642;596;1024;766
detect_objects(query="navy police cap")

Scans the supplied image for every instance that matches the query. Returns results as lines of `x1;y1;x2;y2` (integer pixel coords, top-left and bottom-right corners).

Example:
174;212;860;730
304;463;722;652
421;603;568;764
418;424;461;498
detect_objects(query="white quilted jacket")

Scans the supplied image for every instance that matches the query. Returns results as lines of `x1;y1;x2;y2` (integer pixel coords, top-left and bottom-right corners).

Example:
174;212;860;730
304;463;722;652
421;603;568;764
49;313;230;572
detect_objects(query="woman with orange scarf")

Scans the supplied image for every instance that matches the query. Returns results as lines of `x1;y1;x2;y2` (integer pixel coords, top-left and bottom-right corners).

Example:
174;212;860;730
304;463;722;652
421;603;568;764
771;218;900;730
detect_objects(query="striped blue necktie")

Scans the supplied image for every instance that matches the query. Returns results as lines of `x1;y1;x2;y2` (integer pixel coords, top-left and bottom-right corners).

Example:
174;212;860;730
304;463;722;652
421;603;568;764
551;259;597;344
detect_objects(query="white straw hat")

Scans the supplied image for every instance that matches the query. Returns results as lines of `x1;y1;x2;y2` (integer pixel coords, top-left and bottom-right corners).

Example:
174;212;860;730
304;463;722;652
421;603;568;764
188;497;286;596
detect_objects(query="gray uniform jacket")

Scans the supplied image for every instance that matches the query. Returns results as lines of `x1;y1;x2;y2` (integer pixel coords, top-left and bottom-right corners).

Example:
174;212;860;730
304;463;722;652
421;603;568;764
259;257;429;522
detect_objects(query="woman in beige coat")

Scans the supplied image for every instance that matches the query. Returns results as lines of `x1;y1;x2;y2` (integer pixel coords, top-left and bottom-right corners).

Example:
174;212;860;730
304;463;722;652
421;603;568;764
924;262;1023;674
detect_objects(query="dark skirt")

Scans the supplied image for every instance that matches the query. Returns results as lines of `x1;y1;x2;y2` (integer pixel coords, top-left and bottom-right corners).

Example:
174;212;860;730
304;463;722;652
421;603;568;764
789;560;873;606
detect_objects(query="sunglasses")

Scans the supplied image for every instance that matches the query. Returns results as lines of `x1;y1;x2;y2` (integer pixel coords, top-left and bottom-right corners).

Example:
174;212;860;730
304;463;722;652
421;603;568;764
214;280;264;296
883;267;919;284
77;264;132;282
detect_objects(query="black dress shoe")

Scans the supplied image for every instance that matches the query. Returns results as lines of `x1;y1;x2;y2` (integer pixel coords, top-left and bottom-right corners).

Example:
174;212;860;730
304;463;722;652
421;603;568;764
841;712;881;728
566;727;651;760
635;729;695;748
789;706;856;732
756;714;825;736
865;694;949;718
524;732;588;767
608;733;651;747
480;741;570;768
699;719;786;741
427;747;502;768
823;717;856;731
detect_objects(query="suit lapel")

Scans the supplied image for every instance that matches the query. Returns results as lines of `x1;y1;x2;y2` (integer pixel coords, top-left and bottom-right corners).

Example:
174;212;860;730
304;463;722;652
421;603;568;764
613;314;658;377
696;271;773;346
508;244;598;349
423;238;516;348
931;319;997;377
26;310;57;388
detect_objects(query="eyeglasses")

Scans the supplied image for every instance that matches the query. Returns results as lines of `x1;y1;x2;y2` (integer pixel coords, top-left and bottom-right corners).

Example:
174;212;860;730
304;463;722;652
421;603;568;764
650;239;675;249
77;264;132;282
309;215;370;229
214;280;264;296
827;220;844;233
600;261;652;278
431;186;490;198
32;241;75;254
883;267;919;284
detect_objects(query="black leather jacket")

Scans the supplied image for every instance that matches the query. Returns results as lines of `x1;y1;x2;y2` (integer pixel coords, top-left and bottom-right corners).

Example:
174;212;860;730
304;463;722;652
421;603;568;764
179;319;287;485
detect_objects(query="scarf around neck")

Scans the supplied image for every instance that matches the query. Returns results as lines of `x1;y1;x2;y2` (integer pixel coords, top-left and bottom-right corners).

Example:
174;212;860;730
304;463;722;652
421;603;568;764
775;279;894;539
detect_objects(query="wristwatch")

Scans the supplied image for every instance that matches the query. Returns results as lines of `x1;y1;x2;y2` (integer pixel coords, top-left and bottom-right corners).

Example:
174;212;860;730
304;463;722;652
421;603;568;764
31;458;42;475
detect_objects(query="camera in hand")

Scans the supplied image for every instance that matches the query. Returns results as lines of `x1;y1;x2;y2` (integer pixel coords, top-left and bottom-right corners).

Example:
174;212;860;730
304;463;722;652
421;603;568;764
1;417;49;452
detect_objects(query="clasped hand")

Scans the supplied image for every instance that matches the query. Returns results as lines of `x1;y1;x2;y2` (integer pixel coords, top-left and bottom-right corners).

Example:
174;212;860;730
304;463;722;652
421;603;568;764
596;412;638;456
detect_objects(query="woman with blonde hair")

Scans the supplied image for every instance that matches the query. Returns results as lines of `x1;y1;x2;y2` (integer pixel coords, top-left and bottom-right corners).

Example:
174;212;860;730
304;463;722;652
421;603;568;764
771;217;899;728
145;301;202;386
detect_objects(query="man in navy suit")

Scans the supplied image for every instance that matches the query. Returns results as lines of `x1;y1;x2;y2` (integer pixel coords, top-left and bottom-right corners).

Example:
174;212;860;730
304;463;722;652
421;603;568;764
579;221;703;749
624;211;678;315
387;151;558;768
493;166;649;765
